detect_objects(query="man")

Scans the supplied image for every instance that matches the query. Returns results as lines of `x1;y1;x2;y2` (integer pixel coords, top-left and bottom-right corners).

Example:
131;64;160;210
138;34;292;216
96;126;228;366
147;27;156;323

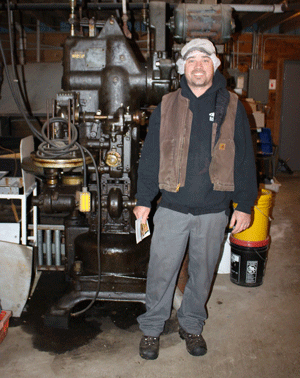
133;39;257;360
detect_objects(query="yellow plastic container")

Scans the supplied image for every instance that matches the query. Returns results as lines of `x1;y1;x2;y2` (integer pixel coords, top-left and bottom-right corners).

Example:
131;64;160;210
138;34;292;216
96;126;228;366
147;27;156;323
233;189;273;242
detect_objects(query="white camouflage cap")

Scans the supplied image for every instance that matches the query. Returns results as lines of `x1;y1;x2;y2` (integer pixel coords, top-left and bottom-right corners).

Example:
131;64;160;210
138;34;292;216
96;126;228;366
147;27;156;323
181;39;216;58
176;38;221;74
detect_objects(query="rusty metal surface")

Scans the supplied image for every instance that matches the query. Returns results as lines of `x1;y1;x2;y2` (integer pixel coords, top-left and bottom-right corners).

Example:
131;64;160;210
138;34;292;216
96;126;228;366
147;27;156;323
173;4;233;44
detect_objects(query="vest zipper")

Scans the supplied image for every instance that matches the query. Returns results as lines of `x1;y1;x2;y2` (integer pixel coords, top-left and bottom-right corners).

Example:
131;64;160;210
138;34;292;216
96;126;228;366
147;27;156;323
177;102;189;192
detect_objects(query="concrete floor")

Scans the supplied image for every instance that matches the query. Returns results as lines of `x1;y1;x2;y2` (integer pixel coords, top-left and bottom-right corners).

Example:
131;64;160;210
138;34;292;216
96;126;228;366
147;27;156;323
0;172;299;378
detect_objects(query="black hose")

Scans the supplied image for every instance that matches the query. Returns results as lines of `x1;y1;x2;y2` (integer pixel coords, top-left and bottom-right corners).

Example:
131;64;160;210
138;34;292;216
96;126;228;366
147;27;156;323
71;147;101;317
2;0;43;140
76;143;87;188
36;117;79;158
0;39;44;142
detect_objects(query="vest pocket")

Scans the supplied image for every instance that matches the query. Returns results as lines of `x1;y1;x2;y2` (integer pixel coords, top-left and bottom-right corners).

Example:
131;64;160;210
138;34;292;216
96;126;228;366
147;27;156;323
209;138;235;190
159;138;176;187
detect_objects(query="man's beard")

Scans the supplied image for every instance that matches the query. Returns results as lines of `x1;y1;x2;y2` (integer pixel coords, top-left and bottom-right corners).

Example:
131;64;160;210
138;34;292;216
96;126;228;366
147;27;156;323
189;70;210;87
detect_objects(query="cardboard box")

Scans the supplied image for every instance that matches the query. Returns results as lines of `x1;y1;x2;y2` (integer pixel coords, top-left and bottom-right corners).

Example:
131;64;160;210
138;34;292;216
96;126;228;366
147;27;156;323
245;98;257;112
252;111;265;128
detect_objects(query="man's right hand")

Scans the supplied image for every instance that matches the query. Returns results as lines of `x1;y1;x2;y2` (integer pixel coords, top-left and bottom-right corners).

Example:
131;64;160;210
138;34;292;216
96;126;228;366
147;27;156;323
133;206;151;224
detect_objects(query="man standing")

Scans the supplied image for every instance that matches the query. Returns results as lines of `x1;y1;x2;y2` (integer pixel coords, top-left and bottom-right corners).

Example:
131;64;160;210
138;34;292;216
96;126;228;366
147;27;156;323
133;39;257;360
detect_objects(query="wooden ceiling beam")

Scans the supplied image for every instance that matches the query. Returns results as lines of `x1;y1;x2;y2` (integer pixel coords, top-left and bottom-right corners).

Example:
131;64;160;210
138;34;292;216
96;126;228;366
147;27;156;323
238;12;269;30
256;11;300;33
279;12;300;34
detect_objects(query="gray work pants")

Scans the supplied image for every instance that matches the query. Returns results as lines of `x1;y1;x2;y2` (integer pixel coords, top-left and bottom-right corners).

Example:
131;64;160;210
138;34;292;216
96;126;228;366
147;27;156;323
137;207;228;337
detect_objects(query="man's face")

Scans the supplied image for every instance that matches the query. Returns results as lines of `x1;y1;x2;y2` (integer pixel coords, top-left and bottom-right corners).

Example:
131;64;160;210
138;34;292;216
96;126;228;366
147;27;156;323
184;51;214;96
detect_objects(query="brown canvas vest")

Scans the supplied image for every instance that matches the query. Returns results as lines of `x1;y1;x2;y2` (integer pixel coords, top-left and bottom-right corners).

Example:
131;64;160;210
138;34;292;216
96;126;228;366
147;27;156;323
159;89;238;192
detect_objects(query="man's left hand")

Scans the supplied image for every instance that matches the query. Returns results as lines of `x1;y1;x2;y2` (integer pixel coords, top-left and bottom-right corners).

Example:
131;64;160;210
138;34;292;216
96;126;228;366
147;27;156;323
229;210;251;234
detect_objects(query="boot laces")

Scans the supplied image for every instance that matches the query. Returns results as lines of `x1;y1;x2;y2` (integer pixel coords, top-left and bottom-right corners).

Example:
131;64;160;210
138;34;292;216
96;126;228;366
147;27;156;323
144;336;158;345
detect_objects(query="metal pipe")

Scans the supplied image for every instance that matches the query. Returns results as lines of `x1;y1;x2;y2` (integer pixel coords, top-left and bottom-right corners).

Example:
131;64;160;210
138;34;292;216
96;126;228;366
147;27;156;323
36;19;40;63
38;266;65;271
46;229;52;265
231;4;284;13
46;99;50;139
54;230;61;266
61;243;65;258
68;99;71;144
69;0;76;36
257;33;261;69
32;186;38;247
28;224;65;231
0;3;148;11
121;0;132;38
122;0;127;16
15;23;26;65
38;229;43;265
262;35;291;69
251;31;257;69
0;3;289;13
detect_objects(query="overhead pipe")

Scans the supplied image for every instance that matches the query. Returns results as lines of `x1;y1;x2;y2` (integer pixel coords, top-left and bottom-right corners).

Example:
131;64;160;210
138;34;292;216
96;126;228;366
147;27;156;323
0;3;148;11
231;4;284;13
1;2;295;14
122;0;132;39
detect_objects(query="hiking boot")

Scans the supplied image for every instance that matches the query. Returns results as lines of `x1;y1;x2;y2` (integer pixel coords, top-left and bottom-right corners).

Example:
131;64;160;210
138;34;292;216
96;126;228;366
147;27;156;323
179;327;207;356
139;336;160;360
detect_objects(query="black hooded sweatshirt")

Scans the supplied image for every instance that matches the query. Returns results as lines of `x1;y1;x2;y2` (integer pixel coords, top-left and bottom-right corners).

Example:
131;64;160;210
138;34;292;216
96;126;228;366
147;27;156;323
136;71;257;215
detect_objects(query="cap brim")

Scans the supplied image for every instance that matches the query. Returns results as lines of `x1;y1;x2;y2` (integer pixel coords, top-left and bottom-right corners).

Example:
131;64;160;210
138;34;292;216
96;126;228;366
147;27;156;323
183;47;213;59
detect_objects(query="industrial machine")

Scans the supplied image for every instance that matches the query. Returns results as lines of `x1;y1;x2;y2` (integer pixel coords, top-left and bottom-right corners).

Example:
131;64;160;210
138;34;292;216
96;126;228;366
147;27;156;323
1;1;233;324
